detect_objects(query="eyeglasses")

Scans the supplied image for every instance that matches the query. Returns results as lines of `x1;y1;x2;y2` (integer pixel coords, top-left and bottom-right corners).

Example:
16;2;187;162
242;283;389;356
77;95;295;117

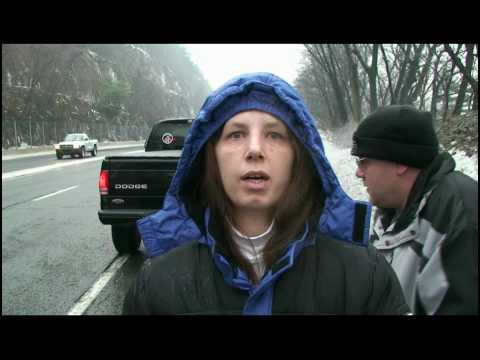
355;157;369;168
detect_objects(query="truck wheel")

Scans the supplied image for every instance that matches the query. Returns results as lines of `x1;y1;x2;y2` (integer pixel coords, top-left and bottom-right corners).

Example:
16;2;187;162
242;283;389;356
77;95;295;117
91;145;97;157
79;147;85;158
111;224;141;254
56;151;63;159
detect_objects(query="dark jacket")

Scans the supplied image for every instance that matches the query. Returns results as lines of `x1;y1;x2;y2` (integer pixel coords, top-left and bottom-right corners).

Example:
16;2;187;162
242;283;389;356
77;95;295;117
371;152;478;314
124;234;409;314
126;73;408;315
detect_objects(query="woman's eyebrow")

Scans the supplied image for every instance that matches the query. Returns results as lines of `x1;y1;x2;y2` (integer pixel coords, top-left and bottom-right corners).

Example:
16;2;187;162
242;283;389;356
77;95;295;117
264;122;285;130
225;122;248;130
225;120;286;131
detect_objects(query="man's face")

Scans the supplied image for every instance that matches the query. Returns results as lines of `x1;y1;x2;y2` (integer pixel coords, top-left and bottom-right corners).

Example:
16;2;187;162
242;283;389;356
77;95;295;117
355;157;401;208
214;110;295;217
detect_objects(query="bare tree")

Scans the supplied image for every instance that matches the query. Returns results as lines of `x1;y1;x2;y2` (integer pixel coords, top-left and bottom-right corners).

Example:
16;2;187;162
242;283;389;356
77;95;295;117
296;41;478;155
409;44;436;108
352;44;379;111
397;44;426;105
444;44;478;113
380;44;395;105
440;55;459;122
343;44;362;123
304;44;349;127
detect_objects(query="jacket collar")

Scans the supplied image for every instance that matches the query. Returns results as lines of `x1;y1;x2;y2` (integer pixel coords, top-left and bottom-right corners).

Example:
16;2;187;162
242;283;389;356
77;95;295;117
377;152;455;234
199;208;314;314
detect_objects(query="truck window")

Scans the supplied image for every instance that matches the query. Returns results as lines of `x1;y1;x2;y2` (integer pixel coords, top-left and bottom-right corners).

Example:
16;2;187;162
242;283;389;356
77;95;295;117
146;121;192;151
64;134;83;141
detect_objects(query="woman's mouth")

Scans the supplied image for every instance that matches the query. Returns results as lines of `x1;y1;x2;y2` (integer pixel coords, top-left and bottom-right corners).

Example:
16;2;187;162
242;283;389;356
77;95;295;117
241;171;270;190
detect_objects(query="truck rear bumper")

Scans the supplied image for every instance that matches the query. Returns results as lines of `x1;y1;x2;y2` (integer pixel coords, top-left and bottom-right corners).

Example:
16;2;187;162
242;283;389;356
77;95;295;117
98;209;158;224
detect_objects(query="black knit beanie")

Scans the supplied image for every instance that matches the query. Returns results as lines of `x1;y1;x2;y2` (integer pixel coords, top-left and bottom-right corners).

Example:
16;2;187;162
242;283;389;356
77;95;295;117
351;105;439;169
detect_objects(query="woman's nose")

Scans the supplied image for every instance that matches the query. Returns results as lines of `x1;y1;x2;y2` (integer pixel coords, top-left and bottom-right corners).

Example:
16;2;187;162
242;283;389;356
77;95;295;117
245;135;264;160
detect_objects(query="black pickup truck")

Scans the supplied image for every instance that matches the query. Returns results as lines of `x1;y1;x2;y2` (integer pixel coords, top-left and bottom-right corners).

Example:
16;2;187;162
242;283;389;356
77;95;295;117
98;118;193;253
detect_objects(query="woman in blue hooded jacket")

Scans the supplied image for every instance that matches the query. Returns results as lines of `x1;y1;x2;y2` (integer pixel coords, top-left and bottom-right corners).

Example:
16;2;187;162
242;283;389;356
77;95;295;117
123;73;409;315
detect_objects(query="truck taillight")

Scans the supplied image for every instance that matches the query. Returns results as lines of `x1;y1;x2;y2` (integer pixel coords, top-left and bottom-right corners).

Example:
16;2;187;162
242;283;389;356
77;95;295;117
99;170;109;195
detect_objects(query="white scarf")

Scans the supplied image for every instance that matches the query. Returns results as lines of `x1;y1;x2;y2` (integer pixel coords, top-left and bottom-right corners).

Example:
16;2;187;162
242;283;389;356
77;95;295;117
228;219;275;280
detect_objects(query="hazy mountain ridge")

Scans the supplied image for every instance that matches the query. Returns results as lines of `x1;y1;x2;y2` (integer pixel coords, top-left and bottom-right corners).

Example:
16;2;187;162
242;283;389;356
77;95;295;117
2;44;211;148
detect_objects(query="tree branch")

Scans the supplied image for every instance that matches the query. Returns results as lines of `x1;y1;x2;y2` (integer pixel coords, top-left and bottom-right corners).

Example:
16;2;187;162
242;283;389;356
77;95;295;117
444;44;478;89
351;44;370;72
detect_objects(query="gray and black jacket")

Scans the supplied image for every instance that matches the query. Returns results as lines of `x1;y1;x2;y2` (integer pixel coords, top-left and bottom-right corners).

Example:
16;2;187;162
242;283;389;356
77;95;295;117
371;152;478;314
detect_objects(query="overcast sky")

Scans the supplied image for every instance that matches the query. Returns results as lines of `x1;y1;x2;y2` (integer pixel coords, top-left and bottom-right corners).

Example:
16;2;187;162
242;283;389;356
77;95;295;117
183;44;305;90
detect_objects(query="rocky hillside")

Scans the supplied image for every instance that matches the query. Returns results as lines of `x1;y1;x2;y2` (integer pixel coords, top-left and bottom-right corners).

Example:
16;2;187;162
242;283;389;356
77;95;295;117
438;111;478;157
2;44;211;148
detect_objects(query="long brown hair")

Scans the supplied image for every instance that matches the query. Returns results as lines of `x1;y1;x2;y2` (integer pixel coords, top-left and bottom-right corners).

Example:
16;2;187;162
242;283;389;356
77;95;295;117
185;125;325;284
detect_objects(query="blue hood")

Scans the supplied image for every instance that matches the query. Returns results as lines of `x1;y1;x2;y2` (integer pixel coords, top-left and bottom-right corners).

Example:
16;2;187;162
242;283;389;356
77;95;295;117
138;72;371;258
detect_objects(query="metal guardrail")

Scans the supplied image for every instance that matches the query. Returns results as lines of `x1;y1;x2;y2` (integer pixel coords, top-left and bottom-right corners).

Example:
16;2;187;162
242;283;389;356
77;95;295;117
2;142;145;161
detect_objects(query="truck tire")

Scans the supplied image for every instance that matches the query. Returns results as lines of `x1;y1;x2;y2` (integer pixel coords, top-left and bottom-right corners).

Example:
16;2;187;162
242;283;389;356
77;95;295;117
111;224;141;254
91;145;97;157
79;147;85;158
56;151;63;159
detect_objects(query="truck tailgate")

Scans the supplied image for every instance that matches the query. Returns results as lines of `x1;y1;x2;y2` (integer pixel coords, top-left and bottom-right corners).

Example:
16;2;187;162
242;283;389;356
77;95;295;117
99;150;182;222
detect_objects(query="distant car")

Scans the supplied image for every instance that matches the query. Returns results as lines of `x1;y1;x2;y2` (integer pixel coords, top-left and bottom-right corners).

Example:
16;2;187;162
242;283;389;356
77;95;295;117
54;133;98;159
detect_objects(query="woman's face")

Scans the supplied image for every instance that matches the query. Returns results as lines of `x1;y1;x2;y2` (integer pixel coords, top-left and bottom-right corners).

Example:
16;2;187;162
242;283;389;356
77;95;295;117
214;110;295;217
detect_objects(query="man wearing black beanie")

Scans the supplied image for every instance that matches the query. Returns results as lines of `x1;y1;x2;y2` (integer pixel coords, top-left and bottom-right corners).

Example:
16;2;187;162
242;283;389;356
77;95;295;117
351;105;478;315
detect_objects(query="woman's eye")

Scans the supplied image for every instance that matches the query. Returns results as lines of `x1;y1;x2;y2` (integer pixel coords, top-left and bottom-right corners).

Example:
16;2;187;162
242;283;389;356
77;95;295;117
268;132;284;140
227;131;243;140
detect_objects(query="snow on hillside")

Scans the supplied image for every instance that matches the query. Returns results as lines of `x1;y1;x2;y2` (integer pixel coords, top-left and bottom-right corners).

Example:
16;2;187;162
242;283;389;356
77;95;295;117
321;138;478;203
451;150;478;181
322;139;369;201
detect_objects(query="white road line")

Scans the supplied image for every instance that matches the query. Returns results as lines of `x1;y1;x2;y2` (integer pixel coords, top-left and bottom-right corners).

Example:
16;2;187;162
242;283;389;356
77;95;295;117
67;255;130;315
123;150;145;154
2;156;105;181
32;185;79;202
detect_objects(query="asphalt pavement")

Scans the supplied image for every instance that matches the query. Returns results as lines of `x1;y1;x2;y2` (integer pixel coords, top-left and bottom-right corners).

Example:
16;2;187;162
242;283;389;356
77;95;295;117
2;143;147;315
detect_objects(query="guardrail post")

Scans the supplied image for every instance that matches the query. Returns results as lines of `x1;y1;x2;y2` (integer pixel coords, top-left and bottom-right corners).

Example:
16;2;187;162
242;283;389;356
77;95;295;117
14;119;18;149
29;119;33;148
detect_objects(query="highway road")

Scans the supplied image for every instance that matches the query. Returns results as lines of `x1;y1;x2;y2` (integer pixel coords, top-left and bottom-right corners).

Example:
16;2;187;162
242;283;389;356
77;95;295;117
2;145;147;315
